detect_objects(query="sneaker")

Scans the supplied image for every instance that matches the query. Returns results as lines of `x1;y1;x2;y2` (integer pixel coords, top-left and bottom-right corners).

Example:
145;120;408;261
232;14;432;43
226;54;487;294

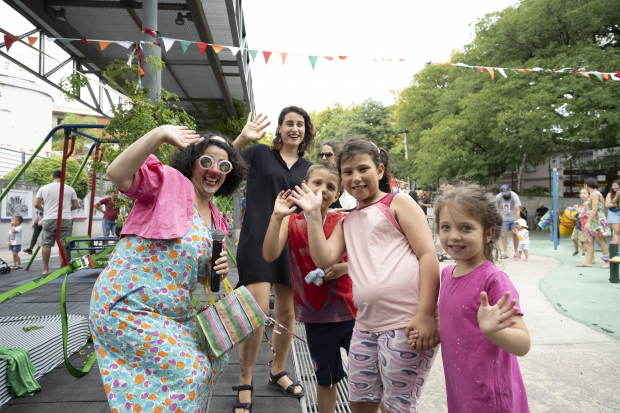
572;252;579;256
514;256;521;260
525;257;529;261
581;253;586;257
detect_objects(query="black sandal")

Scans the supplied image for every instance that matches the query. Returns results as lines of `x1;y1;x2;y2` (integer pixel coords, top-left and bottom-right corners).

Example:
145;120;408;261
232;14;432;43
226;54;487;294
232;381;253;413
268;370;306;398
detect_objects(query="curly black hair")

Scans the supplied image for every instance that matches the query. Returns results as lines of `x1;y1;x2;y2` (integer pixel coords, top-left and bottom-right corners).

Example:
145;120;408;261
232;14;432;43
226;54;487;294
169;133;249;197
271;106;316;155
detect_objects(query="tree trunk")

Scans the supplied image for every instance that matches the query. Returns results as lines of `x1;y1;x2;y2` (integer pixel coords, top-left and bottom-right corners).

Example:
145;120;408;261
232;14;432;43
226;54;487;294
517;153;528;192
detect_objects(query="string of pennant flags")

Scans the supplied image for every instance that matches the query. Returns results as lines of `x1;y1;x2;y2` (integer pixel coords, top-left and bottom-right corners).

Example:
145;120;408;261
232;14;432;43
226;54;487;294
2;27;620;87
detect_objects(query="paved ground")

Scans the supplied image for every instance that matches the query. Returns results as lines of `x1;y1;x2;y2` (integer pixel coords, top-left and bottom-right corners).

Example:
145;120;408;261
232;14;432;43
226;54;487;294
1;232;619;412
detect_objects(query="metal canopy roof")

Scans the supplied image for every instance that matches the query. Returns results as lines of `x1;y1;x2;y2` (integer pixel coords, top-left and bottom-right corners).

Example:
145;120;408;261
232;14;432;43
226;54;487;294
5;0;255;117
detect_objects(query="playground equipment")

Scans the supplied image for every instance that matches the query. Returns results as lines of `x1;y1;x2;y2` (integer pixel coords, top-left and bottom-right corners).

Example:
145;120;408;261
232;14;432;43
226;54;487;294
601;242;620;284
559;207;578;236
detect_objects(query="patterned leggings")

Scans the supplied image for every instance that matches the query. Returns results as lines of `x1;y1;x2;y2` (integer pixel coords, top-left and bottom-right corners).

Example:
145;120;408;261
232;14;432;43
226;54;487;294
348;328;437;413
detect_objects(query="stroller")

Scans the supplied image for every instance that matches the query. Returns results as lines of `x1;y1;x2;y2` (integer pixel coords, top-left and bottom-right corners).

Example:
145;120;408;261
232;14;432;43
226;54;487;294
0;257;11;274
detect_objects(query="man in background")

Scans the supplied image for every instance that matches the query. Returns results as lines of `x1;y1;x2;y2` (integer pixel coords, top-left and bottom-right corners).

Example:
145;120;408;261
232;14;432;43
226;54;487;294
94;190;120;237
533;203;549;230
495;184;521;259
34;170;78;275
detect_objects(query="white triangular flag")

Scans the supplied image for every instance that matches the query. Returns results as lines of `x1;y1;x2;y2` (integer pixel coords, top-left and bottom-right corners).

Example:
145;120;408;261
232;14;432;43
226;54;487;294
127;54;133;66
161;37;175;52
116;41;132;49
454;63;468;67
228;46;240;56
498;68;507;78
45;37;57;42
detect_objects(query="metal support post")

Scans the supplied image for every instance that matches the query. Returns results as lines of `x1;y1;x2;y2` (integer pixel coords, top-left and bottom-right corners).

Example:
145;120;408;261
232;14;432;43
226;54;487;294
404;130;408;160
88;146;102;238
38;32;45;76
57;132;76;267
553;169;559;250
21;152;26;181
143;0;161;103
610;242;619;283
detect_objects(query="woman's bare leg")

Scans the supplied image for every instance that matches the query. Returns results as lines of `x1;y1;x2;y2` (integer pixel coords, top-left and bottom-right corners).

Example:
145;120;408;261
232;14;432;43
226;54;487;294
613;224;620;244
596;236;610;268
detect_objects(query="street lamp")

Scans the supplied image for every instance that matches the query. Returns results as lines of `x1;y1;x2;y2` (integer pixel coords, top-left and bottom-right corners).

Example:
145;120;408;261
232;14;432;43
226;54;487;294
398;129;409;160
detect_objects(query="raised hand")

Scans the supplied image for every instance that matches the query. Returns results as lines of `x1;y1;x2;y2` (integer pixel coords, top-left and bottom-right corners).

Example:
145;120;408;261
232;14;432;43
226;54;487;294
160;125;202;149
273;190;297;219
239;112;271;142
289;183;323;215
477;291;519;336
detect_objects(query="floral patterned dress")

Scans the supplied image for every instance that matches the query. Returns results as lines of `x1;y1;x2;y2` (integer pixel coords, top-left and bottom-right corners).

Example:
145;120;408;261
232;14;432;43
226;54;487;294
89;207;228;413
586;191;612;237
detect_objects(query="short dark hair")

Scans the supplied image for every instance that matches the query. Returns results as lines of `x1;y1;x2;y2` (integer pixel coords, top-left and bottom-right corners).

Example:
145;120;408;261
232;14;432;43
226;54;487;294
272;106;316;155
12;215;23;224
52;170;62;179
169;133;249;197
305;162;340;186
584;178;599;189
337;138;393;193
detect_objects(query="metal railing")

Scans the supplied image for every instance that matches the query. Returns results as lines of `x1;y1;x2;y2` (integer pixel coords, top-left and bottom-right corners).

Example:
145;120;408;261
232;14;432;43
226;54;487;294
0;147;47;183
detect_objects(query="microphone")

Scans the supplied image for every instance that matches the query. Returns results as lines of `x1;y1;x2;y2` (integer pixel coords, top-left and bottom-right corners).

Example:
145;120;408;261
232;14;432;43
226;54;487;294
211;229;226;292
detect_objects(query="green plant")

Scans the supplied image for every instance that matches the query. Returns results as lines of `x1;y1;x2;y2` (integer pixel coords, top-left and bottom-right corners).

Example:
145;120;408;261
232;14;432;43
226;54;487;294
3;156;89;199
52;114;100;154
520;186;551;197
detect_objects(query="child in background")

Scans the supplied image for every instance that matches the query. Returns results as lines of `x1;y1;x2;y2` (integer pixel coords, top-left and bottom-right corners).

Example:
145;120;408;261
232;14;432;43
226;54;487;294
515;218;530;261
263;162;356;413
416;184;530;412
576;188;594;267
572;188;589;259
8;215;23;270
291;138;439;413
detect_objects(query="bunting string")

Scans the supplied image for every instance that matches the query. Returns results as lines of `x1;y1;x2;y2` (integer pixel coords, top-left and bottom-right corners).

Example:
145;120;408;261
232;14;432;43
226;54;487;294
2;26;619;82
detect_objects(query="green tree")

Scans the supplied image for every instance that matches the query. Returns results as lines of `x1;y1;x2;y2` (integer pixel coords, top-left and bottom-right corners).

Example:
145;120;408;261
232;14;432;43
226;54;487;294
392;0;620;188
52;113;100;154
3;156;89;199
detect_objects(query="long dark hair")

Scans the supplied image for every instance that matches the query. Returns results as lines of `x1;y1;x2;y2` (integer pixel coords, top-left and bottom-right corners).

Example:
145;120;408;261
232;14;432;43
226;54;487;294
337;138;393;193
609;180;620;203
271;106;316;155
169;133;249;197
320;140;343;156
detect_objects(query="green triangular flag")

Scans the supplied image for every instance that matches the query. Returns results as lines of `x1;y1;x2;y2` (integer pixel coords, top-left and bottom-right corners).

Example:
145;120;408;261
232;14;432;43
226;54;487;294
62;39;72;48
592;73;604;82
511;69;518;74
425;60;432;65
180;41;191;54
308;56;318;69
248;50;258;61
370;58;377;62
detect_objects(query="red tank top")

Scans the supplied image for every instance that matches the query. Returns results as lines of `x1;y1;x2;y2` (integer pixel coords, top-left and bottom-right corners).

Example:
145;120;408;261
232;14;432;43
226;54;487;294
288;212;357;323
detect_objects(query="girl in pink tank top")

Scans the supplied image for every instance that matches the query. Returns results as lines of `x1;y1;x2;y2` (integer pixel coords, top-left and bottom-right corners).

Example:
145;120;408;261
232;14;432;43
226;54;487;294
291;138;440;413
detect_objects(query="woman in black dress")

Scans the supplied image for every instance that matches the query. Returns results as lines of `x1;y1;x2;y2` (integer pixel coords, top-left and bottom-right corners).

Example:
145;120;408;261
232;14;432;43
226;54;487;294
232;107;315;412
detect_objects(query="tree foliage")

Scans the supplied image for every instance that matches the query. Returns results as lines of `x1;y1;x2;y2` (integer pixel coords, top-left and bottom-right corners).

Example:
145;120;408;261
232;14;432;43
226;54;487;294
392;0;620;187
51;113;100;154
4;156;89;199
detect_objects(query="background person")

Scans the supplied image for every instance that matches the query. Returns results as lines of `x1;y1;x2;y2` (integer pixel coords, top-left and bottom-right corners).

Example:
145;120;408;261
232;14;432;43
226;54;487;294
94;190;120;237
515;218;530;261
90;126;241;413
605;180;620;244
495;184;521;259
573;188;589;259
583;178;611;269
8;215;23;269
232;108;314;412
23;208;44;255
533;203;549;230
418;190;431;216
34;170;79;275
319;140;356;210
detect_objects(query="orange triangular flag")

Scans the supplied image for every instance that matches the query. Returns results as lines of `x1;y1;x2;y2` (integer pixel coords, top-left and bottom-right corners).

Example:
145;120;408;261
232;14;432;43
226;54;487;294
280;52;287;65
197;42;209;56
138;66;145;76
211;44;224;53
262;51;272;64
581;72;590;78
398;59;405;61
339;56;347;60
27;36;38;45
602;74;612;81
99;41;111;50
486;67;494;79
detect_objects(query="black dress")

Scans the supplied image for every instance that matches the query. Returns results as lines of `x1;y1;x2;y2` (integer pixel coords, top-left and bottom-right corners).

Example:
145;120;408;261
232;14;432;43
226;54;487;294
236;144;312;287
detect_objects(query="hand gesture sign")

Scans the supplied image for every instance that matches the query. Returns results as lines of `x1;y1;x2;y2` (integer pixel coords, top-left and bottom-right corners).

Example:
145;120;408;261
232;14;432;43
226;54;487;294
160;125;202;149
477;291;520;336
289;183;322;215
240;112;271;143
273;190;297;220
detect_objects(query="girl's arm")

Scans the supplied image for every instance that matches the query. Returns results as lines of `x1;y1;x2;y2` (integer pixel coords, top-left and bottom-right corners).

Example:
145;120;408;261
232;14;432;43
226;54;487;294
478;291;531;356
324;262;348;281
263;191;296;262
107;126;201;192
290;184;346;268
392;193;440;352
605;193;616;209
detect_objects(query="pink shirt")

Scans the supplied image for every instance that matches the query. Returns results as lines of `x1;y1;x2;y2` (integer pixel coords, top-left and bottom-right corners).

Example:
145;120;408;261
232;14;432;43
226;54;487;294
342;193;423;332
439;262;529;413
120;155;228;240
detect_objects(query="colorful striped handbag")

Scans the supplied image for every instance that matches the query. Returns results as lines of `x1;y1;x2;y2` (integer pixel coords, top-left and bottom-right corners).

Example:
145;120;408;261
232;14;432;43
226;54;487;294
196;278;268;358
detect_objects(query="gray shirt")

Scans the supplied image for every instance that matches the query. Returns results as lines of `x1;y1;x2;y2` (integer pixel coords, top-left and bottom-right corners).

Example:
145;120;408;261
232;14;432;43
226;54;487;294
496;192;521;222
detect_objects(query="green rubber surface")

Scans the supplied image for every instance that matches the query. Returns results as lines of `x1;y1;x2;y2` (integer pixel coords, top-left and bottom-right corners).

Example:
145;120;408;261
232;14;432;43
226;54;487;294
531;234;620;340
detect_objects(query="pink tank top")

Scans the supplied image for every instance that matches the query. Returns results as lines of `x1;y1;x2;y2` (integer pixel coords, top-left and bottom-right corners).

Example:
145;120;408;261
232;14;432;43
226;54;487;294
342;193;421;332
